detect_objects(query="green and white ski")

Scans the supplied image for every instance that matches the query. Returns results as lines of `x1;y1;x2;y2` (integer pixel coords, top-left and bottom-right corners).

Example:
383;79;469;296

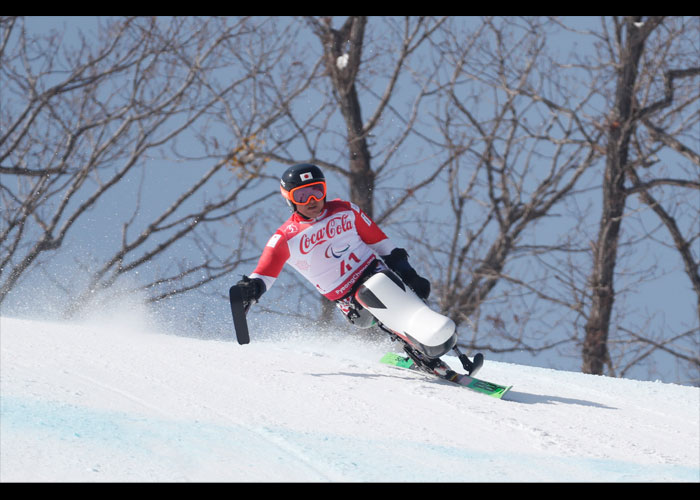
380;352;512;399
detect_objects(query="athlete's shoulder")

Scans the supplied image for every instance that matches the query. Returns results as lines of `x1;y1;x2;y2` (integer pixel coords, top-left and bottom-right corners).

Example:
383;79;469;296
325;198;359;214
268;213;303;243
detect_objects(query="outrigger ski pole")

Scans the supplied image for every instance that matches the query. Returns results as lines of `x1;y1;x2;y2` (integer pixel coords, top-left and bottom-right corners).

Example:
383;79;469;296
452;344;484;376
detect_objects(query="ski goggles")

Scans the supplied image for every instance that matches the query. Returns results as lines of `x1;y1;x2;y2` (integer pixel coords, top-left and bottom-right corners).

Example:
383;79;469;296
281;181;326;205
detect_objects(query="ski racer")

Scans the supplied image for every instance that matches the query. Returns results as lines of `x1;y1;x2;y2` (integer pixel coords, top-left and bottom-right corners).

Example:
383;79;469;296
234;163;431;330
233;162;483;375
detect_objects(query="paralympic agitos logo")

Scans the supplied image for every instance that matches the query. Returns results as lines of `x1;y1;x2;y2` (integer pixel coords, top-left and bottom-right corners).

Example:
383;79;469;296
299;214;353;255
325;243;350;259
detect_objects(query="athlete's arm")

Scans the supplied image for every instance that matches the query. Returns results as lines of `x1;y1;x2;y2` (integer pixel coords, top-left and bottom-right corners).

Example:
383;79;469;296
249;231;290;292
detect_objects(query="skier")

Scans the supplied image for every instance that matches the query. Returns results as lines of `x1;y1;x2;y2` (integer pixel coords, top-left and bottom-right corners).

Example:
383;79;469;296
233;163;480;374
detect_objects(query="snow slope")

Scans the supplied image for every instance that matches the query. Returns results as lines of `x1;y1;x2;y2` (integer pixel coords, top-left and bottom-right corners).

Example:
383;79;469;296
1;315;698;482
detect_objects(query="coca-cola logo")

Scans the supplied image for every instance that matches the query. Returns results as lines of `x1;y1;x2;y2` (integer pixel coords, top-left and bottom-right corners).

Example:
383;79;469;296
299;214;353;254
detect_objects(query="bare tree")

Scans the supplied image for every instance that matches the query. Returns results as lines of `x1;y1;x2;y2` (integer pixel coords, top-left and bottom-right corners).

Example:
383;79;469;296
582;16;700;376
417;17;603;359
297;16;451;220
0;17;314;315
410;16;698;382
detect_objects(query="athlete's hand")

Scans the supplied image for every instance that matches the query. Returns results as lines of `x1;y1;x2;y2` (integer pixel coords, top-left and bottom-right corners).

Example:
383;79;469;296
406;272;430;300
235;276;266;305
381;248;431;300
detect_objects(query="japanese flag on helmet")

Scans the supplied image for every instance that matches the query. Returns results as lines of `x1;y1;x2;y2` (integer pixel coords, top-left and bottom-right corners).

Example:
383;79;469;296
300;172;313;181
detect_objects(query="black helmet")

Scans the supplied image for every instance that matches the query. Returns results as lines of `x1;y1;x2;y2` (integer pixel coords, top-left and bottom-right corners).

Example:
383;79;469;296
280;163;326;208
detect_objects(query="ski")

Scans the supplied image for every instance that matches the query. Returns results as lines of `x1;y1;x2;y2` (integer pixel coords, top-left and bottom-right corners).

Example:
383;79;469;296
229;285;250;345
380;352;512;399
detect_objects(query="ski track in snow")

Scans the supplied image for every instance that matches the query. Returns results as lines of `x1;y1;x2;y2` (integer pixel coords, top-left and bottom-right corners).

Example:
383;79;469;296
1;316;698;482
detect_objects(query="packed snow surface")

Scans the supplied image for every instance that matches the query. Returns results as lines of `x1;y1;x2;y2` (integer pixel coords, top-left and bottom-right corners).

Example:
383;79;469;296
1;315;698;482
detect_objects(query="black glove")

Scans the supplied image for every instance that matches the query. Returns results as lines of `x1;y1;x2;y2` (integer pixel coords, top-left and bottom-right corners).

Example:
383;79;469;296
381;248;431;300
405;272;431;300
235;275;266;308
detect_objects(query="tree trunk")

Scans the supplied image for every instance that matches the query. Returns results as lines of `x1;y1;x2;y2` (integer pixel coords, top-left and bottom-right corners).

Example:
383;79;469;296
582;17;661;374
345;83;375;219
315;16;375;218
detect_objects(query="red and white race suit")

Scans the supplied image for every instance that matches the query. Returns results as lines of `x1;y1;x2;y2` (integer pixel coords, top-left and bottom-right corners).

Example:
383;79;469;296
250;199;395;301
